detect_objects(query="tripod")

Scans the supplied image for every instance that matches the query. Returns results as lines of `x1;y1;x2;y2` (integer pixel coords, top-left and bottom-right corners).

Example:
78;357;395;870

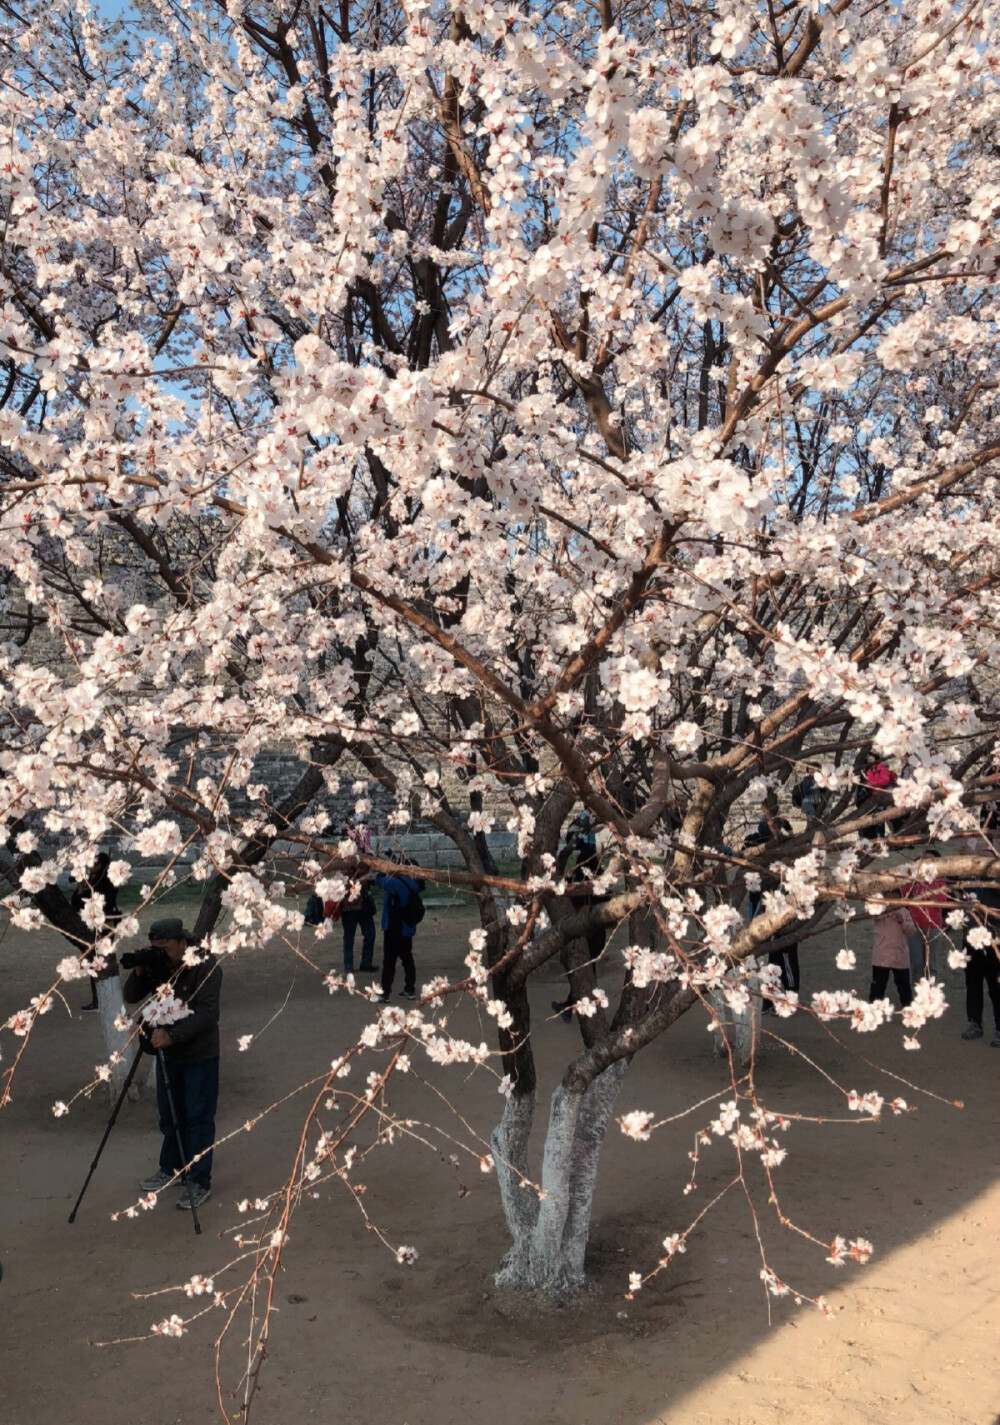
68;1045;201;1235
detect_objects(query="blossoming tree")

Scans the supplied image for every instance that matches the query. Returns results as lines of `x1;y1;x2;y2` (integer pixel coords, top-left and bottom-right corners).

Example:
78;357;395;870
2;0;1000;1359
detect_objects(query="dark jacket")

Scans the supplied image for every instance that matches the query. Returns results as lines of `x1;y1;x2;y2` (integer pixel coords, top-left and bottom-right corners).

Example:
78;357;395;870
374;873;421;938
71;866;121;929
964;885;1000;952
123;954;222;1063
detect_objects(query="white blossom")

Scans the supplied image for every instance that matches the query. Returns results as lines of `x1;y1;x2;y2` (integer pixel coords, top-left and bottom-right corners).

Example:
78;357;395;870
619;1110;655;1142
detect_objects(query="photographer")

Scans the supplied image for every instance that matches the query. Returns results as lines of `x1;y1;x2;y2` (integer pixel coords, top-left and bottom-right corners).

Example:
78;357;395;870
122;917;222;1211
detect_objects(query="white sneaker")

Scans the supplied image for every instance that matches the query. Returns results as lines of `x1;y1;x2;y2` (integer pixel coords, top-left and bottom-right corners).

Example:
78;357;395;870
139;1168;173;1192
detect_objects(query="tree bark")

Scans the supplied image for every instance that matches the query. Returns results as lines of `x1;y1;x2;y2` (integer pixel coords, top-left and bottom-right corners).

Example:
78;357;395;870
559;1060;628;1284
708;973;762;1069
97;975;154;1100
493;1061;628;1292
491;1089;538;1271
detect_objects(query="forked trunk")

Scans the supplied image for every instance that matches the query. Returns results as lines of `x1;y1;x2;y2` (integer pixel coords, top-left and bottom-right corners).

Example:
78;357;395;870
493;1060;628;1292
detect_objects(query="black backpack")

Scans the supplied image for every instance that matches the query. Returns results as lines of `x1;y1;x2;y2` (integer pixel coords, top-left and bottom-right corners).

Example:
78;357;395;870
406;883;426;925
390;881;425;927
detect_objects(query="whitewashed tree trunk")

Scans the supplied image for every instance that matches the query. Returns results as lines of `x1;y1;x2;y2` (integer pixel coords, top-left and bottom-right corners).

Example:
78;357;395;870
491;1090;538;1270
493;1060;628;1292
708;975;762;1069
97;976;153;1102
558;1059;628;1286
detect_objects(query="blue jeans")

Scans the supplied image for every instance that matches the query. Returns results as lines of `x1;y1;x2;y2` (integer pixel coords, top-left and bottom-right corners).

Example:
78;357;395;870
341;911;376;971
156;1056;219;1188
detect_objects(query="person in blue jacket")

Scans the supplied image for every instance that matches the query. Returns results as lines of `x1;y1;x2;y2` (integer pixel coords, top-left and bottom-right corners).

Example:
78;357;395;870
372;864;423;1003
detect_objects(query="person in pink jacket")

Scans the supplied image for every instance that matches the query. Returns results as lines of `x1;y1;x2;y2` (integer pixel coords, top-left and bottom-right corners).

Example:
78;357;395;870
869;905;917;1007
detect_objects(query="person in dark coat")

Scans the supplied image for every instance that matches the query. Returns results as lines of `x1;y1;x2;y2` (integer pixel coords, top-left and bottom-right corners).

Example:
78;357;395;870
371;868;422;1003
552;812;608;1023
72;851;122;1012
743;817;799;1011
961;885;1000;1046
332;816;378;974
122;917;222;1211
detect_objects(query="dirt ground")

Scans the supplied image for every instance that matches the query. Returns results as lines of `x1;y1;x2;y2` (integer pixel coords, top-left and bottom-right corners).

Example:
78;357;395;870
2;899;1000;1425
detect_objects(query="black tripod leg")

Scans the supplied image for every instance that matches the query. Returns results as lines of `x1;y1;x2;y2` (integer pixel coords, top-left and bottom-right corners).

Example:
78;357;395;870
156;1051;201;1236
68;1050;145;1225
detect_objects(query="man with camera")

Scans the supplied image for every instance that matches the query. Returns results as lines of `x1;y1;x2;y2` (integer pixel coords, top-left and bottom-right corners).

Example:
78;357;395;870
122;917;222;1210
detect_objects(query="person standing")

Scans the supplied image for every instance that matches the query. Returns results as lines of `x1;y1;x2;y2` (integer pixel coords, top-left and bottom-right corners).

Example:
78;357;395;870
337;816;377;974
856;755;897;838
752;818;799;1014
337;882;378;974
792;769;826;823
743;816;792;922
303;890;325;926
762;938;801;1014
122;917;222;1210
869;905;916;1008
901;854;946;983
372;865;423;1004
72;851;122;1013
961;884;1000;1045
552;812;607;1023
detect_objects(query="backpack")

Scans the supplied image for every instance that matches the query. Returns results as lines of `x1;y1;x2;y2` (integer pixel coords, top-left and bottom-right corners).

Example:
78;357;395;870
304;893;324;926
390;881;425;929
406;884;426;925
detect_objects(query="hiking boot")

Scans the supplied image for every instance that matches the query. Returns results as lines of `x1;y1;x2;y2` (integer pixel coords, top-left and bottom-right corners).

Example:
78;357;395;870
139;1168;173;1192
176;1182;211;1211
961;1021;984;1040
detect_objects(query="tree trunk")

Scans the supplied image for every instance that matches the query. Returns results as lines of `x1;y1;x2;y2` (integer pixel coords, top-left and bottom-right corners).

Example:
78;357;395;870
491;1090;538;1270
97;975;153;1102
559;1059;628;1285
709;974;762;1070
493;1060;628;1292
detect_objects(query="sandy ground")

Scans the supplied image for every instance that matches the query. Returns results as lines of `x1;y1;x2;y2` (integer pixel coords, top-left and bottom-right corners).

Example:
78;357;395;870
2;901;1000;1425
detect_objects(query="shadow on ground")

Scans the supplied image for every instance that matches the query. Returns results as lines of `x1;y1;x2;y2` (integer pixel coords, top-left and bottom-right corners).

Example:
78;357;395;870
2;899;998;1425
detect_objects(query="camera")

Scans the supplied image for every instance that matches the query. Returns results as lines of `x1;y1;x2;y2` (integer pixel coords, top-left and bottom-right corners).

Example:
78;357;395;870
120;945;171;979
